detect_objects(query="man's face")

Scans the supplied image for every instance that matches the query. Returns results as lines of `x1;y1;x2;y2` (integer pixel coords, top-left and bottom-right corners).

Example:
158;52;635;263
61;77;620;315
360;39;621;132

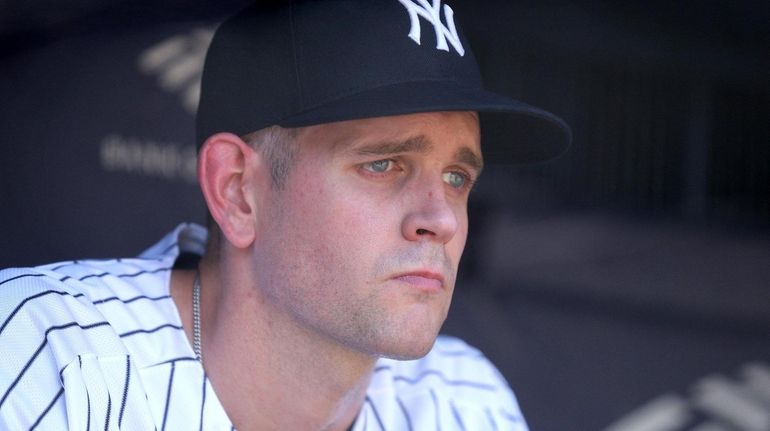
252;111;482;359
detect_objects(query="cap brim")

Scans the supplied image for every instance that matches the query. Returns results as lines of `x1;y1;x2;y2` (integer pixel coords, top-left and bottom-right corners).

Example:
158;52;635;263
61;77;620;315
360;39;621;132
275;80;572;164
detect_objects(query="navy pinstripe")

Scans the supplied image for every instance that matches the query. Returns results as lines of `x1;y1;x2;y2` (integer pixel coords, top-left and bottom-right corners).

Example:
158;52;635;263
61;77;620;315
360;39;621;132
161;363;176;431
103;393;112;431
198;373;206;431
450;400;466;431
395;395;414;431
486;407;500;431
430;388;442;431
29;388;63;430
118;356;131;427
393;369;499;391
365;396;385;431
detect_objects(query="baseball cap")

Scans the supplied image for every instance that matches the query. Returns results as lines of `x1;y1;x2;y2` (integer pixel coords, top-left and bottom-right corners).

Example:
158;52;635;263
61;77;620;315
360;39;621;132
196;0;572;163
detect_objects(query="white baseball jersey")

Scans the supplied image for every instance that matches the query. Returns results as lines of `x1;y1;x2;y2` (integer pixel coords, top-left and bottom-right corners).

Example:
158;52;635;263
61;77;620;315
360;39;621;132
0;223;528;430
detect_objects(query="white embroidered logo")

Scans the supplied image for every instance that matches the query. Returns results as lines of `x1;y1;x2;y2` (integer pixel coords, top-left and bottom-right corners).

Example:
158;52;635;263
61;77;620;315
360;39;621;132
397;0;465;56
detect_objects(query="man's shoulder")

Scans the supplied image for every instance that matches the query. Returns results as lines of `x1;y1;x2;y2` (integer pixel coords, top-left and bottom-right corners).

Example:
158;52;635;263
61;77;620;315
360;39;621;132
0;256;172;357
0;264;133;428
0;226;202;430
0;256;175;321
0;253;186;359
367;335;528;430
0;222;205;338
0;224;204;374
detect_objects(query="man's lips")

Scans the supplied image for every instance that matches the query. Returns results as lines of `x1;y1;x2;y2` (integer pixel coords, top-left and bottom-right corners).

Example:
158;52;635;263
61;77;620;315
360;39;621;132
391;271;445;291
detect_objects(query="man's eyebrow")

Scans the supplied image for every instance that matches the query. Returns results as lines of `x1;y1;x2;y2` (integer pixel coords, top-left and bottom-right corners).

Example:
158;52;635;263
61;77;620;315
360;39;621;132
455;147;484;175
351;134;483;173
353;135;432;156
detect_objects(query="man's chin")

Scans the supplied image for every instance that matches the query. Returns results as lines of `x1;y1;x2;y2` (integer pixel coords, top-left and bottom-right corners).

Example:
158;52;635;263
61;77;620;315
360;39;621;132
374;332;440;361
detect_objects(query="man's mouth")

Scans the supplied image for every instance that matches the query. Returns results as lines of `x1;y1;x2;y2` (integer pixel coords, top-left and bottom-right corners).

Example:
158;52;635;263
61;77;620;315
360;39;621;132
391;270;445;292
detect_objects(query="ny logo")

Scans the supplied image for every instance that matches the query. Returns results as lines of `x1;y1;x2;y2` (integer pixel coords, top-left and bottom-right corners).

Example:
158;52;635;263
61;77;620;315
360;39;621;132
397;0;465;56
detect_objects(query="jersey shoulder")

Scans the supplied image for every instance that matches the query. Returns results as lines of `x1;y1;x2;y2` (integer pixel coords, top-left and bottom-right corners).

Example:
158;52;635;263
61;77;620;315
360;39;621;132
0;254;178;374
0;223;205;372
0;224;204;429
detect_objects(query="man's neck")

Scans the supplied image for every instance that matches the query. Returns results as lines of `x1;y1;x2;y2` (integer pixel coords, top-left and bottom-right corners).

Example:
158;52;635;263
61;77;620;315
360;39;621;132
171;265;374;431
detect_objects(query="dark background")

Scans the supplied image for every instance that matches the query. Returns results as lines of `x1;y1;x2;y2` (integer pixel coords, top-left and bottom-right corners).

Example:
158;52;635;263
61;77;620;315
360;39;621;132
1;1;769;430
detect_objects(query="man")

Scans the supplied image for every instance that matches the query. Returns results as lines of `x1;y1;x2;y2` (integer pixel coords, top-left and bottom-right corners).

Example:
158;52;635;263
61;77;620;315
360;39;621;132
0;0;570;429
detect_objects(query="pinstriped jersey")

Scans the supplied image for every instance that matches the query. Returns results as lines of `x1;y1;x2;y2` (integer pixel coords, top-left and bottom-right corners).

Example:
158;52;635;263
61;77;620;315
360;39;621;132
0;223;528;430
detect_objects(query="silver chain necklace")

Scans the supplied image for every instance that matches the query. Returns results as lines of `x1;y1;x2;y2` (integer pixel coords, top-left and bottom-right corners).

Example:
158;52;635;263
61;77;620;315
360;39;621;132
192;272;203;363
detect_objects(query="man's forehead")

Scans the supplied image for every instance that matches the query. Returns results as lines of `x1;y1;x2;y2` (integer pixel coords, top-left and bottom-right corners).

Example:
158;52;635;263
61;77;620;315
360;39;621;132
297;111;480;147
292;112;480;168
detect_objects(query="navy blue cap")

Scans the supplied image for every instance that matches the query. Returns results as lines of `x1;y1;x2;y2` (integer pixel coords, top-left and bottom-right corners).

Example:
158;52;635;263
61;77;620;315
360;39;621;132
197;0;571;162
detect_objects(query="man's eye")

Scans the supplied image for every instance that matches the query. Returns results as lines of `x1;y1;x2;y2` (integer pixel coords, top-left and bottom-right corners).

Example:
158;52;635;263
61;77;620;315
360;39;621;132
363;159;393;173
443;171;468;189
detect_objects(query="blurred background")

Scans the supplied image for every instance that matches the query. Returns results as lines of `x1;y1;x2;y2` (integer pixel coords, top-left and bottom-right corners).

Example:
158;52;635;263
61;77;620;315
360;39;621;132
1;1;768;429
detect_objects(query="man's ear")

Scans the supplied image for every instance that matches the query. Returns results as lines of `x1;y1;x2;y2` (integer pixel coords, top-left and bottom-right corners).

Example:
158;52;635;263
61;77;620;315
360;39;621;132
198;132;266;249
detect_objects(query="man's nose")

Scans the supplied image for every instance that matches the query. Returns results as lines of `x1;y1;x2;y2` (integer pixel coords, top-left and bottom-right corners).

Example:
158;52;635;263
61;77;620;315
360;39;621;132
400;180;459;244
